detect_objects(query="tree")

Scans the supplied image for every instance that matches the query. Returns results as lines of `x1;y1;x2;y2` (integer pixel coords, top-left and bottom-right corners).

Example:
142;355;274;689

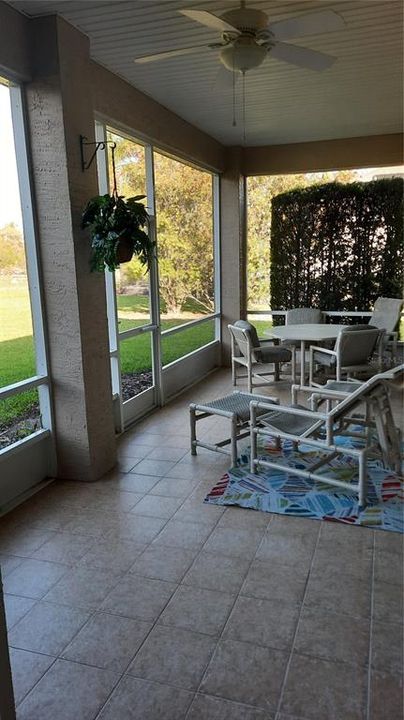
0;223;25;273
108;133;214;314
153;153;213;314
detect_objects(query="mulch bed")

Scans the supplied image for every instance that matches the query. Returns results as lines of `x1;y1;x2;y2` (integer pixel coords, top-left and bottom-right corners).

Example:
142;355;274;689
0;407;41;449
121;371;153;401
1;371;153;448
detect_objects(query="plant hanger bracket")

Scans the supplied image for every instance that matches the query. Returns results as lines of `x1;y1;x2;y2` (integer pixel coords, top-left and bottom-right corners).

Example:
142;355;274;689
80;135;117;174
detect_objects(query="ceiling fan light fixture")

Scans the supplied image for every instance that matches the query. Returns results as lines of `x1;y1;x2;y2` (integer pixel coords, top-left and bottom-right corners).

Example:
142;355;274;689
220;37;268;72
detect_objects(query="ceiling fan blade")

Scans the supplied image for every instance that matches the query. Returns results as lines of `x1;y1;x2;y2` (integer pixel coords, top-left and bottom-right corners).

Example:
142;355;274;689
271;42;336;71
212;65;238;92
135;44;210;64
270;10;345;41
180;9;240;34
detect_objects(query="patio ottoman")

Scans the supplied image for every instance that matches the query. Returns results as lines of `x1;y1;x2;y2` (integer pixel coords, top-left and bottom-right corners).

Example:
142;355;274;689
190;391;279;466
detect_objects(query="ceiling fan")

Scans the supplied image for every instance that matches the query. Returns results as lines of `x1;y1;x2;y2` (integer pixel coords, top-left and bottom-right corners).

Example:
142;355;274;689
134;2;345;74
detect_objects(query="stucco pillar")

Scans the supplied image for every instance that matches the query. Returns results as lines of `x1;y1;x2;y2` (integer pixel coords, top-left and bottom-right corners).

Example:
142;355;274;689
220;147;247;364
26;16;116;480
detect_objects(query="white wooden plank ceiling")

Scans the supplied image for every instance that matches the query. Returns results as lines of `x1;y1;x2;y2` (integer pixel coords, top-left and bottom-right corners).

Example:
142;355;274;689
9;0;404;146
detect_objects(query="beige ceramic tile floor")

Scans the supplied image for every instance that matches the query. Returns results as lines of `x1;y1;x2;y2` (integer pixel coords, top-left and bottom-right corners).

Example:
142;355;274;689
0;369;403;720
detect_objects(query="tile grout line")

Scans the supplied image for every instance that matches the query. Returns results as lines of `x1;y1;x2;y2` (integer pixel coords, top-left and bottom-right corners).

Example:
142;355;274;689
90;469;231;720
14;656;59;709
100;497;271;719
11;598;101;709
4;390;269;714
3;378;302;718
186;514;274;717
366;530;376;720
8;499;178;713
8;454;223;664
273;520;323;720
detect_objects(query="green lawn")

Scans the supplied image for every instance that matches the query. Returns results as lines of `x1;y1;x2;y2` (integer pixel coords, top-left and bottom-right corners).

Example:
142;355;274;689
0;279;215;426
2;278;402;427
116;293;211;317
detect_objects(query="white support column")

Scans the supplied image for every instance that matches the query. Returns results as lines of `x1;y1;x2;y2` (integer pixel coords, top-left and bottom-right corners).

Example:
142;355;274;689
220;147;247;365
213;173;222;345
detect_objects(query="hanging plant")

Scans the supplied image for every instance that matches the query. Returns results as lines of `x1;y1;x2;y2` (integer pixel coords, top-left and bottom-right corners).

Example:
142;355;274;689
81;143;154;272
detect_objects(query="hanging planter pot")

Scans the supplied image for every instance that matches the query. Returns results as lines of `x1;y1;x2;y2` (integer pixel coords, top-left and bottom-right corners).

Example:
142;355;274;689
115;236;136;264
81;143;154;272
81;193;154;272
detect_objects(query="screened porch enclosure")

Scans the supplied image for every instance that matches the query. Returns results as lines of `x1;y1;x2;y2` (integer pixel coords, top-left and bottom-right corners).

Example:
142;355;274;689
96;123;221;430
0;0;402;506
0;3;403;720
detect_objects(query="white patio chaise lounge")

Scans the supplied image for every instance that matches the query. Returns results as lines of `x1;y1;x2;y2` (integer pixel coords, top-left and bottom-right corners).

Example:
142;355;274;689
249;365;403;509
190;391;279;467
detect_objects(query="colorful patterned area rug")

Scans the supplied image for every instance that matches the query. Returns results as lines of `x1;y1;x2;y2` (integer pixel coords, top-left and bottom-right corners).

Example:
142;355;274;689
205;435;403;533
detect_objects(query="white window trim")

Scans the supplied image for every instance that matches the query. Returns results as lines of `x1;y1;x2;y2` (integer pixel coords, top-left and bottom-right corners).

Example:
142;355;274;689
95;120;221;425
0;84;54;460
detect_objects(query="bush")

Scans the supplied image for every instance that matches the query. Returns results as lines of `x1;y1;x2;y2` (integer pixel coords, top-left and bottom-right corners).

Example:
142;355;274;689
270;178;404;316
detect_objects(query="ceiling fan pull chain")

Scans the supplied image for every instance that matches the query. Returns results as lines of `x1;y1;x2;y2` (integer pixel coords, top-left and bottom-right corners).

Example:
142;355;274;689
232;55;237;127
242;71;246;145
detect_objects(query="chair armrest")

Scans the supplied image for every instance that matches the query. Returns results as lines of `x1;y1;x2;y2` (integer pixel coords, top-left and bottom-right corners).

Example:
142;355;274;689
309;345;337;386
310;346;336;356
249;400;325;421
292;383;348;399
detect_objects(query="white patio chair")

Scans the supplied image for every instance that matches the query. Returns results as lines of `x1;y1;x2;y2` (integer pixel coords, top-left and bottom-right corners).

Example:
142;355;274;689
229;321;296;393
369;297;403;367
286;307;323;326
309;325;380;387
281;307;325;369
250;365;403;509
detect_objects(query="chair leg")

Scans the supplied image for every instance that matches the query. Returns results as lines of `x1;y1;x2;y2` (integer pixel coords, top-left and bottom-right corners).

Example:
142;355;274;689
231;358;237;386
190;404;197;455
274;361;280;382
309;356;315;387
250;406;257;474
358;450;367;510
230;414;238;467
291;348;296;385
247;363;253;394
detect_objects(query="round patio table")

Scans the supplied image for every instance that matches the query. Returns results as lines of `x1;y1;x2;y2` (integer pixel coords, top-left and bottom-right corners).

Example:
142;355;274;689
265;323;346;383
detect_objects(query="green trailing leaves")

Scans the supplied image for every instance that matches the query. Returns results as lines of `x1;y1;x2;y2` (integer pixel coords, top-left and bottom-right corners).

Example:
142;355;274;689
81;193;154;272
270;178;404;320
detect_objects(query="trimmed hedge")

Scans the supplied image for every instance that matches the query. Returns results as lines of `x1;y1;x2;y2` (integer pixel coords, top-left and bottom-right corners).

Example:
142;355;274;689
270;178;403;318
